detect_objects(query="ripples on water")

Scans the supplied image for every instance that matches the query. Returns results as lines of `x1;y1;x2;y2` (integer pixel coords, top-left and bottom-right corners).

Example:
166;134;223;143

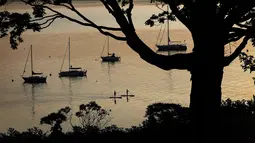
0;2;254;132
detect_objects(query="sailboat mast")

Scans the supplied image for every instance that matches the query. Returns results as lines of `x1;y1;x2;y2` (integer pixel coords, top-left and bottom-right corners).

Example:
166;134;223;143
30;45;33;75
68;37;71;71
167;5;170;46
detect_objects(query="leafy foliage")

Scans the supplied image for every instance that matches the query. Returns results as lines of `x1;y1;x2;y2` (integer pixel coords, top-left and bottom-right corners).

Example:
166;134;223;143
32;6;46;18
1;99;255;142
0;0;254;52
0;127;45;142
239;52;255;73
143;103;189;126
75;101;111;129
40;106;71;133
145;9;176;27
0;11;40;49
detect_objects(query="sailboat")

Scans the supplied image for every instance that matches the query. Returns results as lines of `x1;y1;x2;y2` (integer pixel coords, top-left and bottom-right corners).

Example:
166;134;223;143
22;45;47;83
59;37;87;77
101;36;120;62
156;6;187;51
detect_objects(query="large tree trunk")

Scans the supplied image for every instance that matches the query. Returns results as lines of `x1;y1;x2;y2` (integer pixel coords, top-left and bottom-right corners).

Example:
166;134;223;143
190;66;223;143
189;41;224;142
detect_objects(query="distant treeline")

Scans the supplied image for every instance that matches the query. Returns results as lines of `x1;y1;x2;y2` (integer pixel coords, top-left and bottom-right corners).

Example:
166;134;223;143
7;0;150;2
1;97;255;142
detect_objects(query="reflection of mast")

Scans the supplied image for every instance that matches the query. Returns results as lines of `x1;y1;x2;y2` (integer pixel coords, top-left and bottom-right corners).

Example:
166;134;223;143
60;77;81;109
168;70;173;91
23;83;36;120
107;63;111;80
107;62;117;81
31;84;35;120
68;78;73;109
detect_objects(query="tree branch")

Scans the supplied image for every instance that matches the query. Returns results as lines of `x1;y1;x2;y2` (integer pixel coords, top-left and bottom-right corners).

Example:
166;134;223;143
100;0;114;14
100;1;192;70
168;1;192;31
225;3;255;29
223;36;250;66
226;35;244;44
67;2;125;39
102;0;132;35
58;3;72;10
236;23;251;29
69;2;122;31
224;27;247;44
126;0;135;31
126;32;192;70
30;14;59;22
22;1;126;41
40;15;61;29
69;3;98;27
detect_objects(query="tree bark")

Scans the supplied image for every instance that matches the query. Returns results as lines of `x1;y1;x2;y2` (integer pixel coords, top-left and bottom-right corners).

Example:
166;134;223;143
189;42;224;142
190;66;223;143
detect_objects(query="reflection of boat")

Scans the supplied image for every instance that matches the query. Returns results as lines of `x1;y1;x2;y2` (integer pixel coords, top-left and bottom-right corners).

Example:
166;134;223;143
22;45;47;83
23;83;44;120
101;36;120;62
31;84;36;119
156;6;187;51
59;37;87;77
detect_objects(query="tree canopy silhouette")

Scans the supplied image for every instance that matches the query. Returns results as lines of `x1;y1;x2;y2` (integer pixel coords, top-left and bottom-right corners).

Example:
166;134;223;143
1;0;255;142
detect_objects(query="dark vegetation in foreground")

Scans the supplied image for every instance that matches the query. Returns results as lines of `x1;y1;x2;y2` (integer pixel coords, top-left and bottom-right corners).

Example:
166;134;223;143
1;97;255;143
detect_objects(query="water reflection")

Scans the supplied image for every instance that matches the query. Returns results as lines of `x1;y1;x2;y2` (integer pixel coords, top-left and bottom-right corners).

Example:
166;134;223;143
59;77;84;108
101;62;119;81
68;78;73;109
168;70;173;91
156;50;187;56
22;83;46;120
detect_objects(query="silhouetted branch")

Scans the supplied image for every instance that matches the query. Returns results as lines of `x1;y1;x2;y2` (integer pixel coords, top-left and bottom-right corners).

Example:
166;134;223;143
69;2;122;31
225;28;247;44
40;15;61;29
239;13;255;23
38;16;58;26
168;1;192;31
68;1;126;40
57;3;72;10
100;1;191;70
225;3;255;28
226;35;244;44
47;2;73;10
126;0;134;31
100;0;114;14
30;14;59;22
236;23;250;29
21;0;126;41
33;5;91;26
69;3;98;27
224;36;250;66
104;0;133;34
126;32;192;70
217;2;229;20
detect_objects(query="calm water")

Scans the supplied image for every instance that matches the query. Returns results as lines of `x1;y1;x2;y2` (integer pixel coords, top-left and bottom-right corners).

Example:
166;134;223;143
0;2;255;132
